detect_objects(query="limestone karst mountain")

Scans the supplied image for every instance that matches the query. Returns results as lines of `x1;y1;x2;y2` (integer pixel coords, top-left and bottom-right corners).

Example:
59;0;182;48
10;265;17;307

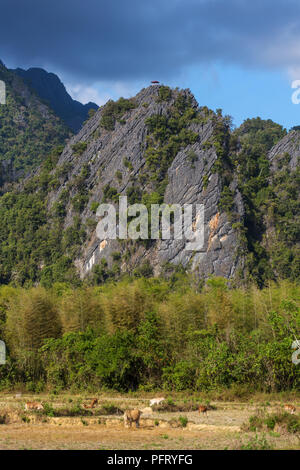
0;84;298;286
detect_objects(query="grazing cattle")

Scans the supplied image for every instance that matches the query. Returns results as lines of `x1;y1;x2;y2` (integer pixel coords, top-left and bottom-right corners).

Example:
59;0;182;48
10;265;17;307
284;404;296;414
198;405;208;416
83;398;98;409
91;398;98;408
25;402;44;411
124;409;142;428
149;397;165;407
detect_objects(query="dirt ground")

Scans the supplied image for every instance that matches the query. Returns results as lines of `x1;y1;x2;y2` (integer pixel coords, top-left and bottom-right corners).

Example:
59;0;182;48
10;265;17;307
0;393;299;450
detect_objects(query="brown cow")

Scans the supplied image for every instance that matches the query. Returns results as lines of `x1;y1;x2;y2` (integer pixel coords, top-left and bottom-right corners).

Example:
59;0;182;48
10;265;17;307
284;404;296;414
198;405;208;417
25;402;44;411
124;409;142;428
83;398;98;409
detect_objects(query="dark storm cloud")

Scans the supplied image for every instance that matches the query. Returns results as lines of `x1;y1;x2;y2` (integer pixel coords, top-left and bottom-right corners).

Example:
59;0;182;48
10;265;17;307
1;0;300;81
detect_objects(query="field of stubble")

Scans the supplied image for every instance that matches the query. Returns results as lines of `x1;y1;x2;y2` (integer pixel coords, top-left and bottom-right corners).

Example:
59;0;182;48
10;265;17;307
0;392;299;450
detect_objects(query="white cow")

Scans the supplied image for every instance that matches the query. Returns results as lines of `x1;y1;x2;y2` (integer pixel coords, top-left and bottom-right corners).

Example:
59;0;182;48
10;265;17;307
149;397;165;407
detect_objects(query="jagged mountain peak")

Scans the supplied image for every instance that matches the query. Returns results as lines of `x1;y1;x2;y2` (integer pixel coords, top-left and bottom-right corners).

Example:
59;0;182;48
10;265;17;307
0;61;71;188
45;84;243;281
13;66;98;132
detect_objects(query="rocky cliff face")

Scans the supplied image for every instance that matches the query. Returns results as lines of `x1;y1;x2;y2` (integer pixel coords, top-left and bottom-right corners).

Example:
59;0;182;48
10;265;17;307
46;85;245;280
268;129;300;172
264;129;300;280
1;84;298;285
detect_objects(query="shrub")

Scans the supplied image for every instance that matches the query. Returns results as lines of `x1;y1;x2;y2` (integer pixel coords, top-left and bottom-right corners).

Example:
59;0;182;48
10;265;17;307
186;150;198;165
115;170;123;181
71;142;87;156
240;434;273;450
179;416;188;428
158;86;172;102
111;252;121;262
123;158;133;171
243;411;300;434
42;402;55;417
90;201;100;213
102;184;119;202
100;404;123;415
162;361;196;391
100;98;136;131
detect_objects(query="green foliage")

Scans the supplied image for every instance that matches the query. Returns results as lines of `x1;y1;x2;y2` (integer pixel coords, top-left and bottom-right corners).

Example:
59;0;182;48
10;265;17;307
72;194;89;213
71;142;87;156
244;410;300;434
40;329;141;391
240;434;273;450
88;108;96;119
90;201;100;213
233;118;298;286
144;91;199;184
123;158;133;171
0;153;86;285
0;277;298;393
162;361;196;391
218;186;235;215
42;402;55;417
102;184;119;203
100;97;136;131
133;261;154;278
0;64;70;176
111;252;121;262
178;415;188;427
157;86;172;102
126;186;143;205
202;174;209;189
186;150;198;167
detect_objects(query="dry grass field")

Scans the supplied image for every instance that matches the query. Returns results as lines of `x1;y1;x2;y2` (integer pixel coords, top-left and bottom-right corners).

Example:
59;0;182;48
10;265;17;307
0;392;299;450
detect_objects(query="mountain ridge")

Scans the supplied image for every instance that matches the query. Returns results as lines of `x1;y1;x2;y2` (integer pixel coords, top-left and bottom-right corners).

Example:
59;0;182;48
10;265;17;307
0;61;71;188
13;67;98;132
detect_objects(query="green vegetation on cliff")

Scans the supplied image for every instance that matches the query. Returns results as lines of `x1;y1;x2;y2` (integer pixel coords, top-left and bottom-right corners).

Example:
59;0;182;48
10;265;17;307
100;97;136;131
233;118;299;285
0;148;85;286
144;90;199;183
0;63;70;176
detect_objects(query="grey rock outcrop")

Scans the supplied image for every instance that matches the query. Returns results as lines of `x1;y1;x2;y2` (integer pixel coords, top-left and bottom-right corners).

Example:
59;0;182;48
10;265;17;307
47;85;245;280
268;129;300;171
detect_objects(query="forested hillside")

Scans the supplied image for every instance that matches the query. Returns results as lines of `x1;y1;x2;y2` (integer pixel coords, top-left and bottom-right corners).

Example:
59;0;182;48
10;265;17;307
0;61;71;184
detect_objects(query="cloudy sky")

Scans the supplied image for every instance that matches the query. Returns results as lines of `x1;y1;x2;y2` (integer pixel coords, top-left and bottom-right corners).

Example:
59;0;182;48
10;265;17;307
1;0;300;129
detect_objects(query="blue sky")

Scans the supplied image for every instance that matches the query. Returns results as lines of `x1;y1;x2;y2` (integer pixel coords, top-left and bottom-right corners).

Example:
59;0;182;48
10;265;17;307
1;0;300;130
176;64;299;130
